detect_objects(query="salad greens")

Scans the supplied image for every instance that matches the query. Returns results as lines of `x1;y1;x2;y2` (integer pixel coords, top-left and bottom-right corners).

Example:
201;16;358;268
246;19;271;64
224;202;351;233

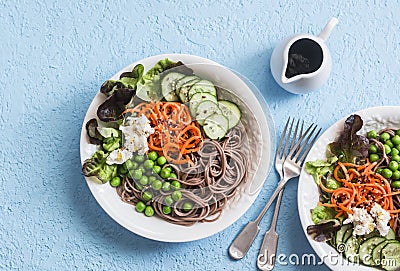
311;205;337;224
327;114;369;163
97;88;136;122
82;150;117;183
100;64;144;96
136;58;193;101
305;156;338;184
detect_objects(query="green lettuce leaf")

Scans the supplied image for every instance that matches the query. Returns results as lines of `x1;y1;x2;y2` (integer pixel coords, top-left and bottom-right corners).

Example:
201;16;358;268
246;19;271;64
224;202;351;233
305;156;338;184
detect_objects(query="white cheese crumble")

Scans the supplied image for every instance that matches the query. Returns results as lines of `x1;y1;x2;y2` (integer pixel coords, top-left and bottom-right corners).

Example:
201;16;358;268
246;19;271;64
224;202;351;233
343;203;391;237
106;148;133;165
119;114;154;156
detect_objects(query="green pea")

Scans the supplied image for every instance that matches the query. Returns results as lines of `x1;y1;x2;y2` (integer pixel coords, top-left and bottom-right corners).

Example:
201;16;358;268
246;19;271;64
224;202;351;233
392;135;400;146
183;202;193;212
144;206;155;217
160;168;171;179
157;156;167;166
162;181;171;192
376;168;383;175
369;144;378;154
391;148;400;156
380;132;391;142
389;161;399;171
134;155;145;163
164;195;174;206
135;201;146;212
148;151;158;161
382;168;393;179
385;140;394;148
172;190;182;201
133;169;143;180
153;165;161;175
369;154;380;162
139;175;149;185
367;130;378;139
151;180;163;191
171;180;181;190
384;144;391;155
125;160;138;170
110;176;121;187
149;176;157;183
392;154;400;162
392;171;400;180
118;164;128;175
162;206;172;215
143;191;153;201
391;180;400;188
143;160;155;169
169;173;178;179
396;145;400;152
397;130;400;136
164;167;172;172
135;183;143;190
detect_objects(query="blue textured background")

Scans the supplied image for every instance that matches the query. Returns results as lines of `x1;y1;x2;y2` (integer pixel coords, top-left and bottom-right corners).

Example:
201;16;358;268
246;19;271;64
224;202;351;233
1;0;400;270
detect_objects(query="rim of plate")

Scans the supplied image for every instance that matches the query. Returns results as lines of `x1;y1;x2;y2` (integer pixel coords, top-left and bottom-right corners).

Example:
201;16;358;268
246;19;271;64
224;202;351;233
298;106;400;270
79;53;275;242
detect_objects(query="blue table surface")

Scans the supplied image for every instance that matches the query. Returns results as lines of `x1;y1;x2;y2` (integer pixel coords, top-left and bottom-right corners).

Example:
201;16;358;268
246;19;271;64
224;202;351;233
1;0;400;270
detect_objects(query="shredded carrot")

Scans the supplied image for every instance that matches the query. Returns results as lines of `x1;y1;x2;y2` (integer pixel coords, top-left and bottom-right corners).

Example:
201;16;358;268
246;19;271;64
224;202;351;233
123;101;204;165
319;160;399;230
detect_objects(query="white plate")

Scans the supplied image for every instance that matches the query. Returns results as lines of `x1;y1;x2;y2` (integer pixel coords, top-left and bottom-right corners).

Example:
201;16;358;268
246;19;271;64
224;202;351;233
298;106;400;270
80;54;275;242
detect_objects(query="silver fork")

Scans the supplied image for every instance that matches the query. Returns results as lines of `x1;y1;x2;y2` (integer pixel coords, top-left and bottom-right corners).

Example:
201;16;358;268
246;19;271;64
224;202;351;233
228;118;321;260
257;119;308;270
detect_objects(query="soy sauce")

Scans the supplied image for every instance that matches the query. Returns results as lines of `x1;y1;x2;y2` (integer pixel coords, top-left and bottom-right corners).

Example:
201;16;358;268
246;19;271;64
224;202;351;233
285;38;323;78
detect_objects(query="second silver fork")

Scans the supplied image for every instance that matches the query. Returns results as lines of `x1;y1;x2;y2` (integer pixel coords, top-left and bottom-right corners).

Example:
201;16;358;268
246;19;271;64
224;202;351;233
229;118;321;260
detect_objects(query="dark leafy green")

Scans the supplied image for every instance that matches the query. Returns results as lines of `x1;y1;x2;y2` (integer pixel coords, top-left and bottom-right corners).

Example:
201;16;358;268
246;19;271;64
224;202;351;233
97;88;135;122
136;59;193;101
328;114;369;163
307;219;340;242
100;64;144;96
82;150;117;183
85;118;103;145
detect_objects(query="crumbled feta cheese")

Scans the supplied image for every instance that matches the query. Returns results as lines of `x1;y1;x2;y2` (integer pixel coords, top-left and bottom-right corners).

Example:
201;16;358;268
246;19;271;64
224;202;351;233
106;148;133;165
119;114;154;155
370;203;391;236
343;207;376;236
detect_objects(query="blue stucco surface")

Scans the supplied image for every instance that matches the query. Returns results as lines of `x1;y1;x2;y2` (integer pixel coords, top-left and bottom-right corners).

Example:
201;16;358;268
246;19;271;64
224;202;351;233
1;0;400;270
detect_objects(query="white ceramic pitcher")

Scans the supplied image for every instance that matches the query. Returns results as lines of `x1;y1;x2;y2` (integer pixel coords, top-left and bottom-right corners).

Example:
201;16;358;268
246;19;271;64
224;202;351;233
270;17;338;94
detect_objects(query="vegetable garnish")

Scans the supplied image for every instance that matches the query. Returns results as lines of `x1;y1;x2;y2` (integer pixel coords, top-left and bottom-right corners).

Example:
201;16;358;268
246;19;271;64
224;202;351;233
123;101;203;165
318;160;398;217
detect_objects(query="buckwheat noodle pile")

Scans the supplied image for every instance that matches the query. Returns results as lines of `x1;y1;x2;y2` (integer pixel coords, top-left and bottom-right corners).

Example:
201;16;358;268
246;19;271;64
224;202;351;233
370;128;400;238
117;125;249;226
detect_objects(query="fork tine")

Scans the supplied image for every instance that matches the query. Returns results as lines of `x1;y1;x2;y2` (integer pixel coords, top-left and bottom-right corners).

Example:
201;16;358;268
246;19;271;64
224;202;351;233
298;127;322;164
289;119;300;152
276;118;291;159
293;124;318;161
287;122;315;158
282;118;295;158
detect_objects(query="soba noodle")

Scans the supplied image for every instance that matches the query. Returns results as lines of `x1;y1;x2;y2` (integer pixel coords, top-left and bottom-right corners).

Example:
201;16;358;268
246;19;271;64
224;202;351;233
116;125;249;226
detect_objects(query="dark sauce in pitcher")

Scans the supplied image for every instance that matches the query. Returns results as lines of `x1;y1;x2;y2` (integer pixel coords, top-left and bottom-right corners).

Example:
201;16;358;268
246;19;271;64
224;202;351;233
285;38;323;78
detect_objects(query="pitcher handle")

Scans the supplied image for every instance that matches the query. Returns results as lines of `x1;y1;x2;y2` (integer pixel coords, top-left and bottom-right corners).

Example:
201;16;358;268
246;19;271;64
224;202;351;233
318;17;338;41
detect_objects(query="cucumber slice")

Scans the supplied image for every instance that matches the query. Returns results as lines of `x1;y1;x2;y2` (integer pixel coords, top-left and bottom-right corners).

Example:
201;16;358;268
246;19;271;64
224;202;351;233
342;228;353;244
335;224;352;248
161;72;185;101
372;240;398;267
195;100;221;126
385;228;396;240
175;76;199;92
364;229;380;239
344;236;361;263
218;100;241;129
359;237;386;266
188;80;216;98
381;242;400;270
203;114;229;140
176;77;200;103
189;92;217;117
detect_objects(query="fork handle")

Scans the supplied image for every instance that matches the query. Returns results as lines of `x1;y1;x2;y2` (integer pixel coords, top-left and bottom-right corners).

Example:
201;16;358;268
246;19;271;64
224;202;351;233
254;177;286;225
229;221;260;260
